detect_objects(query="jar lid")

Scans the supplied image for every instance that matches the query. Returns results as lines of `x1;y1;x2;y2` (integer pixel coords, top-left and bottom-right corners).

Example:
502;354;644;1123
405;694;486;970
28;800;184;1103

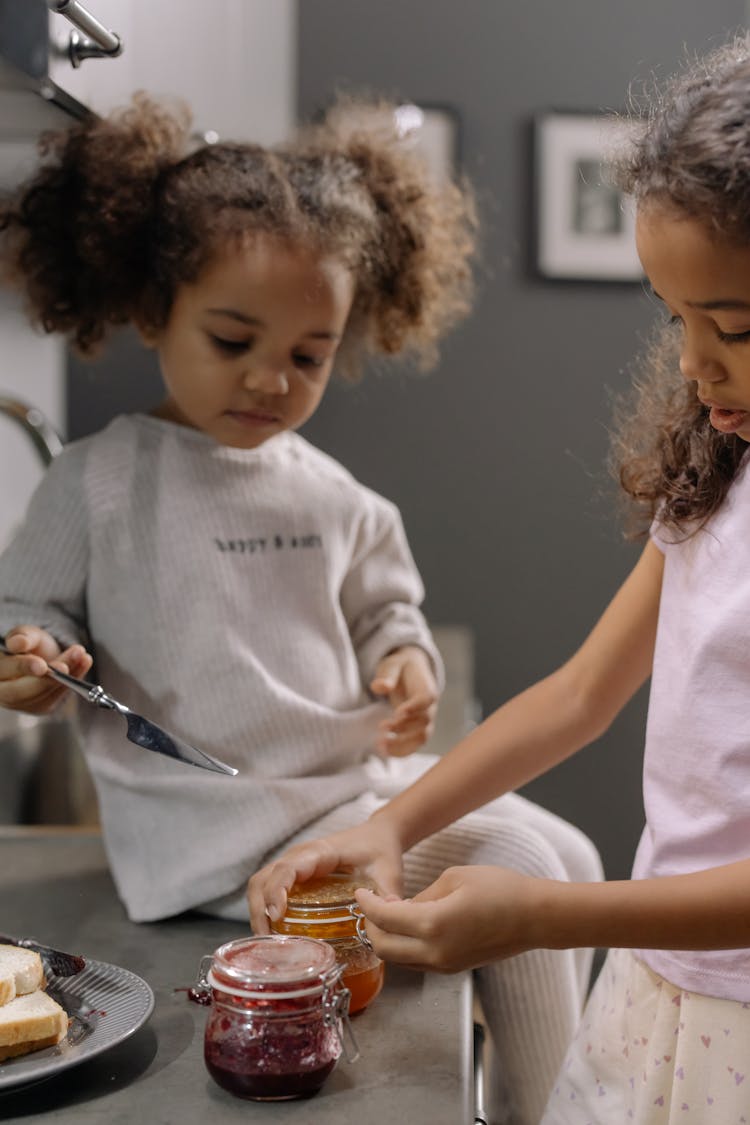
210;935;337;995
287;871;376;908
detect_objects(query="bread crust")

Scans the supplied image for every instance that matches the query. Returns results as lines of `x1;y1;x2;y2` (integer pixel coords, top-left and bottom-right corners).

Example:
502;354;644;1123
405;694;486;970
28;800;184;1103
0;1029;67;1061
0;990;68;1057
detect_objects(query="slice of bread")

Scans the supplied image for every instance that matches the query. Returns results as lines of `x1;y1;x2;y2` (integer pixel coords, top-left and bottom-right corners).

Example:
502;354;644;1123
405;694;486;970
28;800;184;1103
0;990;68;1060
0;946;45;1008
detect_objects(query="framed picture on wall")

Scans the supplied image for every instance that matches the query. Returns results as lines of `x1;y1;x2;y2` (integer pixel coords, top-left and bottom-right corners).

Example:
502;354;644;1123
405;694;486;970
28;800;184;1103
533;111;643;282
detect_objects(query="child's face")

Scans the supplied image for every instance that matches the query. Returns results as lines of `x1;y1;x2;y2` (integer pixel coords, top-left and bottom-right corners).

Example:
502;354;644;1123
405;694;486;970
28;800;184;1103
636;204;750;443
145;233;355;449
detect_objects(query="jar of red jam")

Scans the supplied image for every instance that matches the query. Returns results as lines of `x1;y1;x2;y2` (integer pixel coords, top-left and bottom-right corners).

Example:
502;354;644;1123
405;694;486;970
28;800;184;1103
270;872;385;1014
200;934;358;1101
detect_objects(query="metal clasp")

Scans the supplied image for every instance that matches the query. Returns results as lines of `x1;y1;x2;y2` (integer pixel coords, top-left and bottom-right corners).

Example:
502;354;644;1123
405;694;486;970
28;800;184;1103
347;903;374;952
323;980;360;1063
191;954;213;1002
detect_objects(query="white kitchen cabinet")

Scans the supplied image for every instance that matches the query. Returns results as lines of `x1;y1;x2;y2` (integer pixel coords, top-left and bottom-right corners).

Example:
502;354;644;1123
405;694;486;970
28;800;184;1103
47;0;296;144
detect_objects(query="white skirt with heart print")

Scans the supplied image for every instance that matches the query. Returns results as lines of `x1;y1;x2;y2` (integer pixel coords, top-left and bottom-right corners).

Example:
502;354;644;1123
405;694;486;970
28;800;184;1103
541;946;750;1124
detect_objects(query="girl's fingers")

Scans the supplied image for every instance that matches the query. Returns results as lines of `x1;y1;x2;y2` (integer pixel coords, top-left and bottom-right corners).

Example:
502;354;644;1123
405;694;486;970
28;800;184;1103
53;645;92;679
379;732;431;757
355;887;423;935
0;651;48;680
380;699;437;731
248;841;351;930
4;625;59;662
379;713;432;739
354;890;439;967
377;717;435;755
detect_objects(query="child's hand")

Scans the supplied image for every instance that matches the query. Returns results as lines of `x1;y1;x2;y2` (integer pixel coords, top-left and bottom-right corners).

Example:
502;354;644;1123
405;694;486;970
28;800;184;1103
0;625;92;715
370;645;438;756
247;816;404;934
354;865;543;972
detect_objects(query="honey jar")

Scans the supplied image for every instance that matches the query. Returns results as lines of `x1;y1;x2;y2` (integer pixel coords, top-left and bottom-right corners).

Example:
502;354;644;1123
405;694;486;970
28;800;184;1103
200;934;358;1101
270;872;385;1014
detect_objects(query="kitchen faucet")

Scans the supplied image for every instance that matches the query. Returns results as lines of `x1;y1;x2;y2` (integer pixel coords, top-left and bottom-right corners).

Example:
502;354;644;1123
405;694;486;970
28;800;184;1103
0;396;63;466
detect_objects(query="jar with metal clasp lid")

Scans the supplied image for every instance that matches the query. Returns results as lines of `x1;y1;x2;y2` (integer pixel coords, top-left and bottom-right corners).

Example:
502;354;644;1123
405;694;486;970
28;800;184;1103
197;934;359;1101
269;872;385;1014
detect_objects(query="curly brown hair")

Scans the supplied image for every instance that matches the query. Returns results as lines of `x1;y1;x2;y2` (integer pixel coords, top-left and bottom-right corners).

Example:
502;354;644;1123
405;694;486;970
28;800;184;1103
610;35;750;536
0;93;478;378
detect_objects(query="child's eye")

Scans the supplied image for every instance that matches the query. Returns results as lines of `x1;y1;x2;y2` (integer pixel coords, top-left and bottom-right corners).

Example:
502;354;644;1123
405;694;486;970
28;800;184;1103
209;335;250;354
293;353;326;369
717;328;750;344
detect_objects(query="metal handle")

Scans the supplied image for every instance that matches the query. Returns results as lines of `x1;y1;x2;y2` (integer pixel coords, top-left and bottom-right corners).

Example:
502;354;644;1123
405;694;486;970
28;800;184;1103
47;1;123;67
0;396;63;467
473;1020;489;1125
44;663;115;708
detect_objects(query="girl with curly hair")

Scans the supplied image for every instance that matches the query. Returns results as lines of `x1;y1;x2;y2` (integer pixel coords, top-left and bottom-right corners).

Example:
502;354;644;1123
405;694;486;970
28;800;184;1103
251;35;750;1122
0;95;602;1123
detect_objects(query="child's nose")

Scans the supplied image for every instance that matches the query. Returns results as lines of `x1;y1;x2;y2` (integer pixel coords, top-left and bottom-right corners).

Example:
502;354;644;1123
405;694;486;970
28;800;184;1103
679;336;724;384
242;363;289;395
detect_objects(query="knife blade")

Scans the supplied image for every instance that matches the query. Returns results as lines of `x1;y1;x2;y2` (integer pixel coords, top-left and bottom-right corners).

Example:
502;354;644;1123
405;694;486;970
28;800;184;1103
0;640;238;776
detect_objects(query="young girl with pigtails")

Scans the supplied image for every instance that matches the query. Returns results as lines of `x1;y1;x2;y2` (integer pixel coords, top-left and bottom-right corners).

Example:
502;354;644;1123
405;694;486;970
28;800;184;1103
0;94;602;1124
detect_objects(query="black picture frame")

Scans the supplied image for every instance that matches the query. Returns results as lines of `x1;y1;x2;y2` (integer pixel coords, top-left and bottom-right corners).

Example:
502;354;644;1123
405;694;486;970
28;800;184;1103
533;110;643;282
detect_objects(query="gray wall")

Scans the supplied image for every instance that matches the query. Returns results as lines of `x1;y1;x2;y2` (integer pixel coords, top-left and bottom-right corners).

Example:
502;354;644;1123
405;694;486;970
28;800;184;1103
293;0;746;880
68;2;746;881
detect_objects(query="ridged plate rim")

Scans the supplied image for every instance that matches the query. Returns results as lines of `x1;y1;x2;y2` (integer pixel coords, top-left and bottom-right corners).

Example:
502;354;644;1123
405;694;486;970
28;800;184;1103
0;956;155;1092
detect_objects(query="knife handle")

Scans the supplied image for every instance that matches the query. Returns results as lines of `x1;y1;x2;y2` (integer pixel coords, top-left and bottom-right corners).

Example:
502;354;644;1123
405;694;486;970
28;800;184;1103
0;638;113;709
45;664;115;708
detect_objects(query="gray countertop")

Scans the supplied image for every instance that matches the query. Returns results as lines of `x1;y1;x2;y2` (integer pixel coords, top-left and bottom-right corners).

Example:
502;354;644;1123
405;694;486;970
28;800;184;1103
0;829;473;1124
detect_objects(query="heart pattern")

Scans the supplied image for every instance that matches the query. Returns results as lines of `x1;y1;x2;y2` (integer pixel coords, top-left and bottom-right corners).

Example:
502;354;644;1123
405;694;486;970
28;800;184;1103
543;953;750;1119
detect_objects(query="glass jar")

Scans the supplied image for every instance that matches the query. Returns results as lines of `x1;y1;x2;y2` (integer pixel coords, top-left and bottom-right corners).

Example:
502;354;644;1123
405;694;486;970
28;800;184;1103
270;872;385;1014
200;934;358;1101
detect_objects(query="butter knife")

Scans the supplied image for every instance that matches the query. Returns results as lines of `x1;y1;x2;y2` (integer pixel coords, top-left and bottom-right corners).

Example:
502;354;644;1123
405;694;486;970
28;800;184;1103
0;932;85;978
0;641;238;776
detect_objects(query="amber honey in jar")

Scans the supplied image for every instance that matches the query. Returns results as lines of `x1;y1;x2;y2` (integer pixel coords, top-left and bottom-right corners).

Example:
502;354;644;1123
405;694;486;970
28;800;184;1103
201;934;358;1101
270;872;385;1014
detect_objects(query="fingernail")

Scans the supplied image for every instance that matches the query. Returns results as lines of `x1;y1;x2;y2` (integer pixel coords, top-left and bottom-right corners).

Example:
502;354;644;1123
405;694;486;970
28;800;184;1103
265;904;280;922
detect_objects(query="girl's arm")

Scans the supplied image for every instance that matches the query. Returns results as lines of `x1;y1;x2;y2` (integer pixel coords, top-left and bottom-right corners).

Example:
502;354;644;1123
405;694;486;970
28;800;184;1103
371;540;663;852
0;445;92;715
249;542;663;930
341;496;444;756
355;857;750;972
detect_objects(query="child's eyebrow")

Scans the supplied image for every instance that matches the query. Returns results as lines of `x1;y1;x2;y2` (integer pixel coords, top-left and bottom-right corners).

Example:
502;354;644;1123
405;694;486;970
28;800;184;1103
206;307;340;340
688;298;750;311
651;288;750;312
206;307;262;325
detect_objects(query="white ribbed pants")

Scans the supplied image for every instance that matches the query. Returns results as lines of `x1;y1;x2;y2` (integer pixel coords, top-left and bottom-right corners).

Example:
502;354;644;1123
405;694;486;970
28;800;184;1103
206;755;604;1125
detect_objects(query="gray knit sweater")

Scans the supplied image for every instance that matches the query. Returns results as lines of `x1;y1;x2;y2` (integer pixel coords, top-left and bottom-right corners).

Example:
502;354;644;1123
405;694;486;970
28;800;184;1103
0;415;441;920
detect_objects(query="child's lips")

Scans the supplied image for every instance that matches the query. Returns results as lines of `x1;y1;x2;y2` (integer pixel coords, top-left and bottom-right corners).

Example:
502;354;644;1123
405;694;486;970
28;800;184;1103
226;408;279;426
707;404;749;434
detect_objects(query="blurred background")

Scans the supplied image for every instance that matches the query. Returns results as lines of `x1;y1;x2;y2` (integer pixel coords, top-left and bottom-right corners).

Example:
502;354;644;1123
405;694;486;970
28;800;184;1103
0;0;746;879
